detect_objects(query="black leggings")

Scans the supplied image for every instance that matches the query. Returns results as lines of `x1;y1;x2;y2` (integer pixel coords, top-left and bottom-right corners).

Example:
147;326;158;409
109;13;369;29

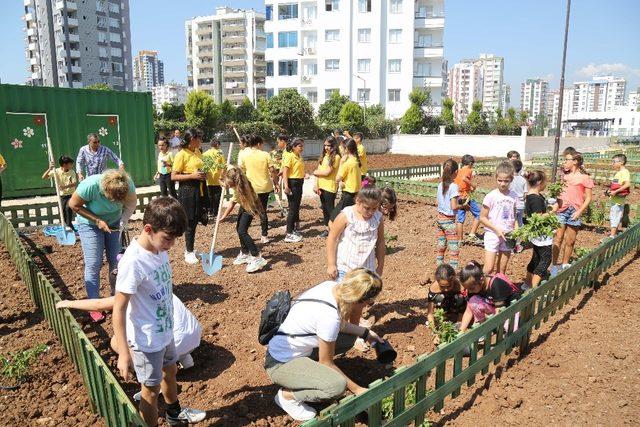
286;178;304;234
319;189;337;226
158;173;177;198
60;194;74;228
258;192;270;237
185;219;197;252
527;244;552;277
237;207;259;256
208;185;222;218
330;191;357;221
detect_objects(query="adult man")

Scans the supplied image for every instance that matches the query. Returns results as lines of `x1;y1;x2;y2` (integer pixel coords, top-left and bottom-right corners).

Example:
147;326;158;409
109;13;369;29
76;133;125;181
169;129;182;152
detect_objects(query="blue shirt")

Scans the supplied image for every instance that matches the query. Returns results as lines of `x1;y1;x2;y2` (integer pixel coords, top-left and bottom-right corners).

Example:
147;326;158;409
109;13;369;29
76;145;123;177
76;174;135;227
437;182;460;216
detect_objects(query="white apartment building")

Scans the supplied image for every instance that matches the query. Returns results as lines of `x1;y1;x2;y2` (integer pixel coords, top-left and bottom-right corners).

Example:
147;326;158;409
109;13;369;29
23;0;133;90
520;78;549;120
560;109;640;137
571;75;626;113
186;7;266;105
151;84;188;110
133;50;164;92
447;60;483;123
626;89;638;112
501;83;511;115
476;53;504;115
264;0;445;118
549;87;574;130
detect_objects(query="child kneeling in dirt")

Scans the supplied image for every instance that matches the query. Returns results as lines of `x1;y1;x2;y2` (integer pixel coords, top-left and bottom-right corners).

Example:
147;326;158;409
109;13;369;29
426;264;467;345
112;196;206;426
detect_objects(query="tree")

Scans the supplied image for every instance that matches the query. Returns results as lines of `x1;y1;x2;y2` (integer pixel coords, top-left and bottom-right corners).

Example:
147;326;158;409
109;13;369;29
439;98;455;134
408;87;431;108
235;97;258;123
465;100;489;135
317;91;349;127
218;99;236;128
260;89;315;136
399;105;424;134
339;101;364;131
160;103;185;121
184;90;219;137
84;83;111;91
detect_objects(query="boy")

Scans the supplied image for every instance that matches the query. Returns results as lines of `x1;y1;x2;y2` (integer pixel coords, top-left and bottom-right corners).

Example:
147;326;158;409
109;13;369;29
42;155;77;229
454;154;482;245
605;154;631;240
354;132;368;180
113;197;205;426
507;150;526;177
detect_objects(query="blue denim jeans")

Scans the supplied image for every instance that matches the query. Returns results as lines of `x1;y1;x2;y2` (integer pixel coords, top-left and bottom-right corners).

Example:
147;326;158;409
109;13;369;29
77;222;121;299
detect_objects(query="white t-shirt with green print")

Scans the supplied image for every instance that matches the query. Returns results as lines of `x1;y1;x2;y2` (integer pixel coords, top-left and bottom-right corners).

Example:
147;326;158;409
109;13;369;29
116;238;174;352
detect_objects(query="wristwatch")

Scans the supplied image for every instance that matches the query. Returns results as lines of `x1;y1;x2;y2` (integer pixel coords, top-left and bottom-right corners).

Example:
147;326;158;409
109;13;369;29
360;328;370;340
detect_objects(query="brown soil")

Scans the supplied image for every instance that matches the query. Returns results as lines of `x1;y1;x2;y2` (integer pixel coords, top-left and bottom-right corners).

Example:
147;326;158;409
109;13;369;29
0;247;101;427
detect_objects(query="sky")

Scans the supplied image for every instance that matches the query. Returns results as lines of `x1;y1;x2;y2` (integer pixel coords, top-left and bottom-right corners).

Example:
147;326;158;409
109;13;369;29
1;0;639;106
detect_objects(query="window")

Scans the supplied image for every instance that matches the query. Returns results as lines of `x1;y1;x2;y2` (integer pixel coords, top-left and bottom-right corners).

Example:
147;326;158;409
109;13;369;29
358;28;371;43
109;17;119;28
98;31;107;43
266;33;273;48
266;61;274;76
278;31;298;48
307;91;318;103
325;0;339;11
325;89;339;99
390;0;402;13
357;88;370;102
266;88;274;99
97;16;107;27
304;63;317;75
388;59;401;73
100;60;109;73
358;0;371;12
111;47;122;57
99;47;108;57
325;29;339;42
112;62;123;72
278;4;298;20
278;60;298;76
108;1;120;13
266;5;272;20
109;32;121;43
389;29;402;43
388;89;401;101
416;34;432;47
325;59;339;71
96;0;106;12
357;59;371;73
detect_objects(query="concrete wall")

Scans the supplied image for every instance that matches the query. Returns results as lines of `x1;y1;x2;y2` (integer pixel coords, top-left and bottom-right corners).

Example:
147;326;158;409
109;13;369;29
525;136;612;157
217;138;388;160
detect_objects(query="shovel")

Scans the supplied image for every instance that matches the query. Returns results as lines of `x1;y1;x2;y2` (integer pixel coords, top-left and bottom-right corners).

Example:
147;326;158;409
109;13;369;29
46;137;76;246
199;142;234;275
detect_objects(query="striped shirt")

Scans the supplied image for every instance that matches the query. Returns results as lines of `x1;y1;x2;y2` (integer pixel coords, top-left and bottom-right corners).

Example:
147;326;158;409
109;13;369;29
76;145;123;177
336;206;382;273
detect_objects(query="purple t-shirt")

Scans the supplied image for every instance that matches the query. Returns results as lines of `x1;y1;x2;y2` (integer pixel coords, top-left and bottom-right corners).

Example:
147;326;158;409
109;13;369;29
482;189;518;235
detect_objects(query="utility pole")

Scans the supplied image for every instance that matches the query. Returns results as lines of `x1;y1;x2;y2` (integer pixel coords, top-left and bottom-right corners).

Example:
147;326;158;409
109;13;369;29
551;0;571;182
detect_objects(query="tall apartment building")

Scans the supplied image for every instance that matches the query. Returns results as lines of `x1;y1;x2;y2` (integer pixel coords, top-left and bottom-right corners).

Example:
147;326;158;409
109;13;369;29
501;83;511;115
627;89;639;112
264;0;446;118
475;53;504;115
133;50;164;92
520;78;549;120
151;84;188;110
570;75;626;113
186;7;266;105
549;88;574;130
23;0;132;90
447;61;483;123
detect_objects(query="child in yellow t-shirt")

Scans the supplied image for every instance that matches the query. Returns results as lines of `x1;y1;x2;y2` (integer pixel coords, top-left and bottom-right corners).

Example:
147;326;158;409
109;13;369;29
42;155;77;228
0;153;6;206
606;153;632;240
282;138;306;242
202;139;227;218
154;137;177;198
313;136;341;236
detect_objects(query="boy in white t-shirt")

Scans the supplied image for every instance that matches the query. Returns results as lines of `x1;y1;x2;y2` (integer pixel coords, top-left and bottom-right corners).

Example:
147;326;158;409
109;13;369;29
113;197;205;426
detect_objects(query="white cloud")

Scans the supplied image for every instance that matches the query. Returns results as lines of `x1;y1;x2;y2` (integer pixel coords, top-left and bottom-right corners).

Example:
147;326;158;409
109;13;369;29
543;73;555;82
576;63;640;79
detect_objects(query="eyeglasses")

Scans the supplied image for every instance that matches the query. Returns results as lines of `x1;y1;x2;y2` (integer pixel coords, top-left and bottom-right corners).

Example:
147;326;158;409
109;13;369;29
324;144;331;147
564;157;575;161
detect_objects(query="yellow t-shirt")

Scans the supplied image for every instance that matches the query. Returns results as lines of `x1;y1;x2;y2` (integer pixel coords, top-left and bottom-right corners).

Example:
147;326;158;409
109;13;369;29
157;151;174;174
317;154;341;193
239;148;274;194
172;148;203;175
611;168;631;205
237;147;250;166
283;152;305;179
0;154;5;168
337;156;362;193
47;167;77;196
357;142;368;175
202;148;226;186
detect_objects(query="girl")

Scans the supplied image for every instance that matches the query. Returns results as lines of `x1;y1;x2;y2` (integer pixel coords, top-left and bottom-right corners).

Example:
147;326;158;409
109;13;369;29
330;139;362;221
313;136;341;237
171;128;207;265
426;264;466;345
552;152;594;275
436;159;462;269
202;138;226;219
479;161;518;275
42;155;77;229
265;269;384;421
524;170;555;288
155;136;176;198
219;165;268;273
283;138;305;243
380;187;398;221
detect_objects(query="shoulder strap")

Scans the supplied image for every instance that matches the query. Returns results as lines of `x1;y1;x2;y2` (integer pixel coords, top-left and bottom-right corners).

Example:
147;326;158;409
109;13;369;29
275;298;339;338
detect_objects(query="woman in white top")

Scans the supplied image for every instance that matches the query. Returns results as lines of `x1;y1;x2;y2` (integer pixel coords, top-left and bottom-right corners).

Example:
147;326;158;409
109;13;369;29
265;269;384;421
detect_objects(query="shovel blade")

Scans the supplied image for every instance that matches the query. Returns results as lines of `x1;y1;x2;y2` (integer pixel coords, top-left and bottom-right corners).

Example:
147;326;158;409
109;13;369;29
55;228;76;246
200;252;223;276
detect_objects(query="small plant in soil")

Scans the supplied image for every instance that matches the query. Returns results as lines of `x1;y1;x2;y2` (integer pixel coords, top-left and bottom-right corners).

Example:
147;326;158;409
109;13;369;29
433;308;458;345
385;233;398;254
590;201;607;228
380;383;430;425
571;247;592;262
511;213;561;243
1;344;48;387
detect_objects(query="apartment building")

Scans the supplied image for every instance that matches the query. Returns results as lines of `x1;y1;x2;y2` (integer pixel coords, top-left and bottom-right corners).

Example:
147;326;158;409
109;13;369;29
501;83;511;115
571;75;626;113
447;60;483;123
627;89;639;112
264;0;446;118
476;53;504;115
23;0;132;90
186;7;266;105
520;78;549;120
151;83;188;110
133;50;164;92
548;87;574;130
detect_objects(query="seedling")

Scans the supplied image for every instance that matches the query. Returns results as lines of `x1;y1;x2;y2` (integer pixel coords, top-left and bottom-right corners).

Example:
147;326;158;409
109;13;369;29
511;213;560;243
546;181;564;200
570;246;592;262
1;344;48;386
385;233;398;254
433;308;458;344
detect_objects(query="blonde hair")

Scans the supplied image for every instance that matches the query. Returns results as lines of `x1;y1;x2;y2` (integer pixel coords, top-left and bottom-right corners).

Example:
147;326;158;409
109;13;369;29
100;169;131;202
334;269;383;321
223;165;263;217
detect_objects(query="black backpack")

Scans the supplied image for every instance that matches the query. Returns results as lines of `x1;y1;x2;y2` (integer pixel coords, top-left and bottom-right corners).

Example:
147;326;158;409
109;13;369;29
258;290;337;345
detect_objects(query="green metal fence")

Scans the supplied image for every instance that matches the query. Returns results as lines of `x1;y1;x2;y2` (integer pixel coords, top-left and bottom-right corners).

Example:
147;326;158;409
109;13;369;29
369;165;442;181
0;213;145;427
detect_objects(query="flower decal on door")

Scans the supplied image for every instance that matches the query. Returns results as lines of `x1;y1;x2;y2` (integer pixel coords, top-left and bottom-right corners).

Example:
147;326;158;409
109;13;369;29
11;138;23;149
33;115;45;126
23;127;35;138
108;116;118;126
98;127;109;137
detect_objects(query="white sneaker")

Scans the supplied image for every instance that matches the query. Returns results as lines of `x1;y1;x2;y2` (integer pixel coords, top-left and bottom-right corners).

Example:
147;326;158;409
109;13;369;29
184;251;199;265
284;233;303;243
274;389;316;421
166;407;207;425
260;236;270;244
178;353;194;370
561;263;571;271
246;256;268;273
550;265;561;277
233;252;252;265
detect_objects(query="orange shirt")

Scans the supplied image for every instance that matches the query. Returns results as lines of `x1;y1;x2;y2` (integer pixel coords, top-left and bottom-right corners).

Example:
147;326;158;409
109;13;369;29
454;165;473;197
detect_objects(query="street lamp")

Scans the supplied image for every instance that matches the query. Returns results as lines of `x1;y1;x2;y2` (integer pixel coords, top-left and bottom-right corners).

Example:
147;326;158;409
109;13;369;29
354;74;367;123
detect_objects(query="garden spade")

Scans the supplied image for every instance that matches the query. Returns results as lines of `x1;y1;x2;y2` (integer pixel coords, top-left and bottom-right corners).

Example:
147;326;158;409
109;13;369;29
199;142;233;275
46;137;76;246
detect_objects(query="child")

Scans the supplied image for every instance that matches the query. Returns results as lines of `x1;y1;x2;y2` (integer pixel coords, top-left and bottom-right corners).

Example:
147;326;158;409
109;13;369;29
354;132;368;180
154;137;176;198
42;155;77;229
454;155;482;245
551;152;594;275
331;139;362;221
0;152;6;206
524;170;555;288
112;196;205;426
270;134;288;191
426;264;466;344
219;165;268;273
380;187;398;221
283;138;306;243
313;136;341;237
605;153;631;241
509;159;528;227
202;138;226;219
436;159;462;269
479;161;518;275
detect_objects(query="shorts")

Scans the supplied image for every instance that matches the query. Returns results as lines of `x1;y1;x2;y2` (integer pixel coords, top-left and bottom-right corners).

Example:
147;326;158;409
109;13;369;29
610;203;624;229
456;199;481;223
131;339;178;387
557;206;581;227
484;231;512;253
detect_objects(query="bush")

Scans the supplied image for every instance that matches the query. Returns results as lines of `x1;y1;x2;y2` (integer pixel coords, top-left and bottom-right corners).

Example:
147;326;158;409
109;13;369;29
339;101;365;132
366;117;397;138
228;121;283;144
465;100;489;135
154;119;190;139
317;91;350;128
260;89;316;136
235;97;259;123
160;103;185;121
399;104;424;134
184;90;219;138
439;98;455;134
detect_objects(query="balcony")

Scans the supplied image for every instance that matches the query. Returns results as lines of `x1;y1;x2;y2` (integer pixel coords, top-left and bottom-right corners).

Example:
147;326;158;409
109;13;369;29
225;93;246;101
70;65;81;73
225;70;246;78
24;0;32;5
69;49;80;58
223;35;245;44
301;75;314;85
413;76;442;88
28;42;37;51
67;17;79;27
254;59;267;67
71;81;83;88
68;33;79;42
196;25;212;35
56;0;77;11
24;12;34;21
27;27;37;36
196;37;213;46
30;57;38;65
223;46;246;55
31;71;40;79
221;23;245;33
414;15;445;29
414;46;444;58
225;81;247;89
222;58;246;67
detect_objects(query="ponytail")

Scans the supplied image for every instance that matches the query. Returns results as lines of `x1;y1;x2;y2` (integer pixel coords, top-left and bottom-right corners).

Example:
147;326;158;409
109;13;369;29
346;138;361;167
441;158;459;195
573;152;590;175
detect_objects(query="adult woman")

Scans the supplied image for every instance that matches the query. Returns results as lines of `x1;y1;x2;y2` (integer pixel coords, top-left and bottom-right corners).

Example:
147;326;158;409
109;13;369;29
265;269;384;421
171;128;207;265
313;136;340;237
282;138;305;243
68;169;136;322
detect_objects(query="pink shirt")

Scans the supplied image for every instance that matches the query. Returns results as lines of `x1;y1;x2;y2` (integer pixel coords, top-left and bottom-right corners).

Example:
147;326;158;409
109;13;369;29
558;172;594;212
482;189;518;235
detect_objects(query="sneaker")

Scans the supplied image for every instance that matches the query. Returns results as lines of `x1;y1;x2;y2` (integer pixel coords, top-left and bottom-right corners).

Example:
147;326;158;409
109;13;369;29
260;236;271;244
89;311;105;323
514;243;524;253
233;252;252;265
166;407;207;425
561;263;571;271
319;230;329;238
550;265;561;277
246;256;268;273
184;251;199;265
274;389;316;421
600;236;614;244
178;353;194;370
133;389;162;402
284;233;303;243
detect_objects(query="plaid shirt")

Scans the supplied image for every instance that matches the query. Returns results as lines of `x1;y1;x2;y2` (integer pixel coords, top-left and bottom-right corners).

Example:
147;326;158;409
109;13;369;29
76;145;123;177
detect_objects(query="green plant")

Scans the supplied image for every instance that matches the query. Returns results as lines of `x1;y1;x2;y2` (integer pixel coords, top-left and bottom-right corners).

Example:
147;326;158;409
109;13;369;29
464;100;489;135
317;91;350;128
1;344;48;384
384;233;398;254
511;213;561;243
259;89;316;136
590;201;607;227
399;104;424;134
546;181;565;199
570;246;592;262
184;90;219;138
433;308;458;344
339;101;365;131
